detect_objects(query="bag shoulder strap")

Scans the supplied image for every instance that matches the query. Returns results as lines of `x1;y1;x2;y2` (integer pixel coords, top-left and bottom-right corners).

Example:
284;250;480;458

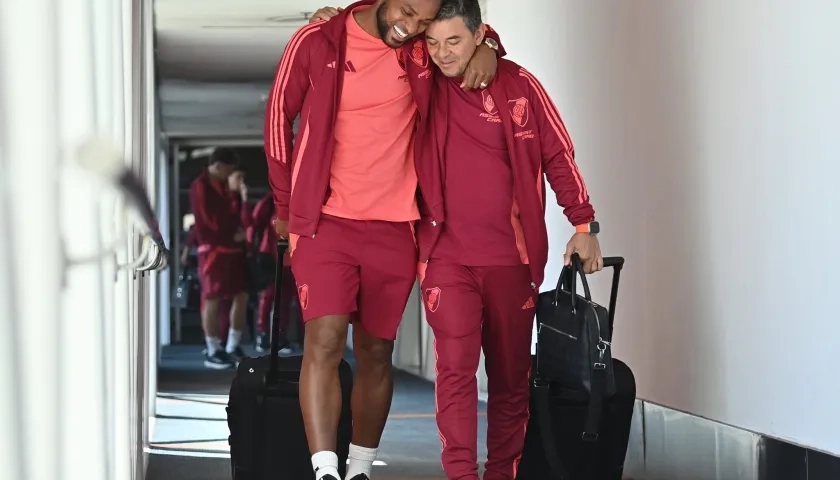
583;366;607;440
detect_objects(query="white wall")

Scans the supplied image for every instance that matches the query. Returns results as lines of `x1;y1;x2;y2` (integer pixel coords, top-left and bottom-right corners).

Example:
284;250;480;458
486;0;840;455
0;0;159;479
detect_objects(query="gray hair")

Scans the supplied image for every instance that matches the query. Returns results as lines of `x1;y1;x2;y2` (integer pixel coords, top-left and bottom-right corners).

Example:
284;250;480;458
435;0;482;33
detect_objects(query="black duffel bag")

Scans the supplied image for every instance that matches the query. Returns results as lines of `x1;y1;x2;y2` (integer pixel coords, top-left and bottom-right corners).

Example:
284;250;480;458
534;254;624;439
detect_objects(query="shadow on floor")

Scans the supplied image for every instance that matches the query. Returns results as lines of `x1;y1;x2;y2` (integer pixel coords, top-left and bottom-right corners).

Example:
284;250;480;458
148;345;488;480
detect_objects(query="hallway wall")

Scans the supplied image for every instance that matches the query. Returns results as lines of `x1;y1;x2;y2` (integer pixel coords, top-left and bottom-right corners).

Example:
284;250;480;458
0;0;159;479
486;0;840;457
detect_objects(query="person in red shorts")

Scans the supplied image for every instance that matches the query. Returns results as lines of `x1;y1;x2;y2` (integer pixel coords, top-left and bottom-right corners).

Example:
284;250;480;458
189;149;253;369
183;225;231;344
266;1;505;478
250;192;299;354
411;2;605;478
249;193;276;352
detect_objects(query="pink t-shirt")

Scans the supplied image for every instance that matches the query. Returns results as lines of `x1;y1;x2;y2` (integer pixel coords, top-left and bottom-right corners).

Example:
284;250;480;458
321;8;421;222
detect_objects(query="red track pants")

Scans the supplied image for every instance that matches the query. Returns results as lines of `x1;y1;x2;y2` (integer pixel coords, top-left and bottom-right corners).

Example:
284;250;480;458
421;262;536;480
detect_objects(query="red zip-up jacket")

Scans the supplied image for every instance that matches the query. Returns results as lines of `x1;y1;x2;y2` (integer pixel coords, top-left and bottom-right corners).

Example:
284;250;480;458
189;170;253;250
250;194;277;257
416;59;595;288
264;0;505;238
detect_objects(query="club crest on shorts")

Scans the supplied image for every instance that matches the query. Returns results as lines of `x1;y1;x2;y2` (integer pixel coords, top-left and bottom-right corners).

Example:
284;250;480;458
508;97;529;127
424;287;441;313
481;90;498;115
410;39;428;68
297;284;309;310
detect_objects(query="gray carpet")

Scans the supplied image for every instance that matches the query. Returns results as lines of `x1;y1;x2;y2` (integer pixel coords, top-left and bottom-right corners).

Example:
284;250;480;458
148;345;487;480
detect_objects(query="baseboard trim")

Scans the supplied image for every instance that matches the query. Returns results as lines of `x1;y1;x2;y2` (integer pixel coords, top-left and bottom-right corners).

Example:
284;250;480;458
624;400;840;480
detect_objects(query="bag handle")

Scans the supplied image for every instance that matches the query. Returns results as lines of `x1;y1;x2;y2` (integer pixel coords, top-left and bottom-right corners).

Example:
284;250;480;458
555;253;592;310
556;254;625;330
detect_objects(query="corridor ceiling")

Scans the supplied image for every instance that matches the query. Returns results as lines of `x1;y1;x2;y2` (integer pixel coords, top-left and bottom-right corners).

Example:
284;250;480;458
155;0;488;141
155;0;327;139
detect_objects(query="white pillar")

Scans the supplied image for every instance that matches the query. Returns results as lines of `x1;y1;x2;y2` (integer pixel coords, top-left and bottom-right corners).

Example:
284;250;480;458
0;0;64;479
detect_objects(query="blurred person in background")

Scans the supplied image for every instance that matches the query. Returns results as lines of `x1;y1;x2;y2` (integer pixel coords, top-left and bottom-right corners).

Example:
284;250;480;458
250;192;278;352
189;148;253;369
182;224;232;344
250;192;302;354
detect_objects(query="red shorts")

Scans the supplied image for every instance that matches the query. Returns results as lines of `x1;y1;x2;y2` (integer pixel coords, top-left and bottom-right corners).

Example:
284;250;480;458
198;249;247;299
290;214;418;340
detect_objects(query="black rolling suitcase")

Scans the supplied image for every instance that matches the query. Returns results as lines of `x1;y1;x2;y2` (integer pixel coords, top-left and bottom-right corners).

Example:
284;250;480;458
227;240;353;480
517;255;636;480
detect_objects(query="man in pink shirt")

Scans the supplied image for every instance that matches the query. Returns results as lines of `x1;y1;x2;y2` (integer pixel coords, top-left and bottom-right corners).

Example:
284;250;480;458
265;1;505;479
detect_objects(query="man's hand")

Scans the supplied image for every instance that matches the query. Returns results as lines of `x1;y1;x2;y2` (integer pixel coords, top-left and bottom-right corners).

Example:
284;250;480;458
309;6;343;23
234;228;246;243
240;183;249;201
461;44;497;90
273;218;289;240
564;233;603;274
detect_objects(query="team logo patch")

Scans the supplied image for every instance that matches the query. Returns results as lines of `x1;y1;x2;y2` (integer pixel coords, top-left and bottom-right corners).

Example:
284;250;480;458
410;39;428;68
482;90;498;115
424;287;441;313
298;284;309;310
508;97;529;127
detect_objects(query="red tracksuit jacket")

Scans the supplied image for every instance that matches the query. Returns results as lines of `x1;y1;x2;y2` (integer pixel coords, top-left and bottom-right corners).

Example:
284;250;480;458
416;59;595;288
263;0;505;238
189;170;252;249
250;194;277;257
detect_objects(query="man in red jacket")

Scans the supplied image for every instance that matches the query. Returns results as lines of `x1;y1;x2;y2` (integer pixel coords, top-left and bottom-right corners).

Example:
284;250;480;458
249;193;276;352
266;1;504;479
189;149;253;369
414;1;604;479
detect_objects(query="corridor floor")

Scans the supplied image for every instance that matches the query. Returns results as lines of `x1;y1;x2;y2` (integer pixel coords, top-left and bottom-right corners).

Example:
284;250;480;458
147;345;488;480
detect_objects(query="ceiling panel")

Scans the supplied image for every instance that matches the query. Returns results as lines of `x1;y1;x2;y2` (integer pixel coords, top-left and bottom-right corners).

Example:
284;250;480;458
155;0;331;81
159;80;271;137
155;0;491;138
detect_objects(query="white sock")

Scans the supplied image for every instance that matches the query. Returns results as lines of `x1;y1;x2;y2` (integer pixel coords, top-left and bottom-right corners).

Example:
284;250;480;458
205;336;221;356
311;451;340;480
225;329;243;353
346;443;377;479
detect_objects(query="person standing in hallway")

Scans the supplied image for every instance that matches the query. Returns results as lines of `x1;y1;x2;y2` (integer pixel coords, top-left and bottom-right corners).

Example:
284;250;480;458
416;1;603;478
266;1;505;479
183;224;232;344
189;148;253;369
250;192;298;354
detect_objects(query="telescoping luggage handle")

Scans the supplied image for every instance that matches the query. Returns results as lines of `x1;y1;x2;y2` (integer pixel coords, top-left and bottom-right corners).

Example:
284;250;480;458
535;254;624;480
267;239;290;382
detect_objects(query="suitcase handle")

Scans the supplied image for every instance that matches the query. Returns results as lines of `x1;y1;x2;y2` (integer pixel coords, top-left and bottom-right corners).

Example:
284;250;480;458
602;256;624;269
601;256;623;333
267;239;290;385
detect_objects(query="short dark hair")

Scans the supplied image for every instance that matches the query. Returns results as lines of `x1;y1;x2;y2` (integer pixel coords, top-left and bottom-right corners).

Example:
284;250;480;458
435;0;482;33
209;147;239;166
